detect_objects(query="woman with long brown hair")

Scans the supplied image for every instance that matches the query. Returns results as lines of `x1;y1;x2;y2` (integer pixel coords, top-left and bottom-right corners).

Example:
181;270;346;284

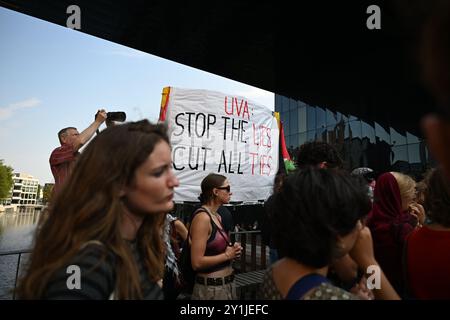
17;120;179;299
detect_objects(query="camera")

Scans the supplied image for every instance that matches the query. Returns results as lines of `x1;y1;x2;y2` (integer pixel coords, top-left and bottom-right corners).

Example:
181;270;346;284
107;111;126;122
95;111;127;123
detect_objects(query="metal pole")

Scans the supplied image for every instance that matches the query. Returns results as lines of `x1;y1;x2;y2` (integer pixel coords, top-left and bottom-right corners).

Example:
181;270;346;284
12;253;22;300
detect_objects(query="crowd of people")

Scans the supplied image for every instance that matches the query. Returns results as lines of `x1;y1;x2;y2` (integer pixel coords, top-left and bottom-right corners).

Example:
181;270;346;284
13;1;450;300
15;114;450;300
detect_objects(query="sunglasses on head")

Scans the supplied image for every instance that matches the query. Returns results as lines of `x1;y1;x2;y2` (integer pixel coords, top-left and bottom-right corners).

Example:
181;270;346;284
216;185;231;192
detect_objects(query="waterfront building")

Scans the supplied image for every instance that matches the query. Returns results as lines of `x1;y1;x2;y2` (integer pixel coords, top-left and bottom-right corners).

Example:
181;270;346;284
10;173;39;205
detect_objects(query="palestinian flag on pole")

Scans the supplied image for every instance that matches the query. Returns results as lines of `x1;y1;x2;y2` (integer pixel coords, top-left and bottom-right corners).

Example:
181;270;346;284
159;87;171;122
274;112;296;174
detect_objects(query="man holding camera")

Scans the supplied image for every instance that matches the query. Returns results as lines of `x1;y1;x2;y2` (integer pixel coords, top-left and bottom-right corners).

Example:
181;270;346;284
49;109;107;195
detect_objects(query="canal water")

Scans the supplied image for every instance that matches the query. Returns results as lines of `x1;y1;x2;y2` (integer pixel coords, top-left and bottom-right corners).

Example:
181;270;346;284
0;208;42;300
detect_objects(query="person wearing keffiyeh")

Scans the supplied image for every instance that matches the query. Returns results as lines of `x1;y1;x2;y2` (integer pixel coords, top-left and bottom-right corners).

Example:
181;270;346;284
162;213;188;300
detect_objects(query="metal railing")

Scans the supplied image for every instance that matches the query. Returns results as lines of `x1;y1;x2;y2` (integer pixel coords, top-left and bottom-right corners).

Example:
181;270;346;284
0;231;268;299
230;230;268;299
0;248;32;300
230;230;267;273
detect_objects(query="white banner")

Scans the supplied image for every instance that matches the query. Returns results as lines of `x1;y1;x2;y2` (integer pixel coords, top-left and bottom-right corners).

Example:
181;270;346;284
162;87;279;202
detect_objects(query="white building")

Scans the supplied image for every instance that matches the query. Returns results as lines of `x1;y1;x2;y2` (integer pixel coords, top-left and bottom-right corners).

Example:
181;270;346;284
10;173;39;205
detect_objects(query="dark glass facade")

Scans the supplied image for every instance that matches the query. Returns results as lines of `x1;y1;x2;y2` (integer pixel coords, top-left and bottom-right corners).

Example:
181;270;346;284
276;95;435;179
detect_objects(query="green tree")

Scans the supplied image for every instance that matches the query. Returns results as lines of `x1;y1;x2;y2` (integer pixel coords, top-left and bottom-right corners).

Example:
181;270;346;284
42;184;54;204
0;160;14;199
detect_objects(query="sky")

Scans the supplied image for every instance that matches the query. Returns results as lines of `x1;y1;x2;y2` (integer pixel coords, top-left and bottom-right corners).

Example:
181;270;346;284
0;7;274;185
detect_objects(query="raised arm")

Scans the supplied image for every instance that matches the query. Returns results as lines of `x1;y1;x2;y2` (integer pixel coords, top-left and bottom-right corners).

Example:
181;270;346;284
72;109;107;151
349;226;400;300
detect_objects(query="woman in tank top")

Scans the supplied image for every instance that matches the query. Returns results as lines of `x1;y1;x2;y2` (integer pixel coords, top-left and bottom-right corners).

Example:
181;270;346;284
189;173;242;300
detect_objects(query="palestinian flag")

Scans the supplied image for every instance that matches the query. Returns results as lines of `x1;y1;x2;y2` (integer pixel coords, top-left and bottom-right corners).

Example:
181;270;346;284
274;112;296;174
159;87;171;122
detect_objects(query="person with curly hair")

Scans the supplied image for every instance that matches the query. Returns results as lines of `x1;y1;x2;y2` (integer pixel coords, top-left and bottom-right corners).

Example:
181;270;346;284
295;141;362;292
259;168;371;300
295;141;343;169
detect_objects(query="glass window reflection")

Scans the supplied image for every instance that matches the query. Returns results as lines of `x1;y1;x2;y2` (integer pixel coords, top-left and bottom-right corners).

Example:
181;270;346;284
408;143;421;164
347;121;362;138
299;132;307;146
390;127;407;146
406;132;420;144
282;112;290;135
326;125;337;144
307;130;316;142
274;94;430;177
281;95;290;113
298;105;307;133
391;145;408;164
289;98;297;111
336;112;348;123
275;95;282;110
375;122;391;144
392;145;410;173
361;121;375;143
285;135;290;148
316;107;326;129
316;128;327;142
326;108;336;127
290;108;298;134
290;134;299;149
307;106;316;131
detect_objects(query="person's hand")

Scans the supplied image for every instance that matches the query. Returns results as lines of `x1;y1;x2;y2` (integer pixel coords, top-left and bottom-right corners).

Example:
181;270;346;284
350;276;375;300
224;243;242;260
233;242;242;259
95;109;107;124
408;202;426;225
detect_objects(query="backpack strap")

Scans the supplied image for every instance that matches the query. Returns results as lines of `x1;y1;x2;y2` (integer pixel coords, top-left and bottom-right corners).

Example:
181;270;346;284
187;207;213;238
285;273;330;300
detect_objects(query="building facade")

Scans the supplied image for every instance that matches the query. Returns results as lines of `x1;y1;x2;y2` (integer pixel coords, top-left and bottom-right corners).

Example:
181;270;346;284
276;95;434;179
10;173;40;205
